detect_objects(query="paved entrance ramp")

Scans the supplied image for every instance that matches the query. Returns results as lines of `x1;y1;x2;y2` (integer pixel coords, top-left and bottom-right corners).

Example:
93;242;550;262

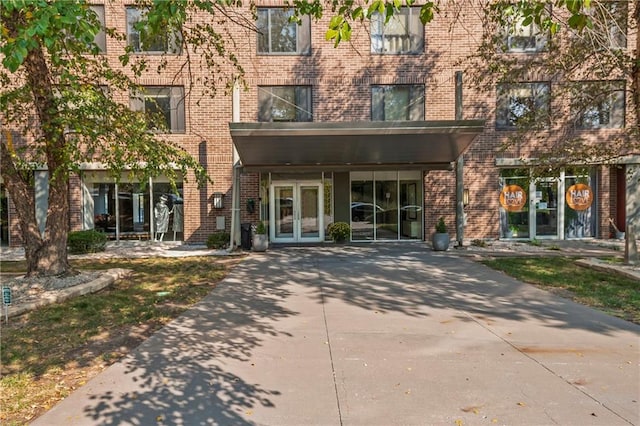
33;245;640;425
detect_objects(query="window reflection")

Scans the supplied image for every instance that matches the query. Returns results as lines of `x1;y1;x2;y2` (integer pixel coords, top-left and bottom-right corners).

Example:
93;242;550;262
351;171;422;241
88;180;183;241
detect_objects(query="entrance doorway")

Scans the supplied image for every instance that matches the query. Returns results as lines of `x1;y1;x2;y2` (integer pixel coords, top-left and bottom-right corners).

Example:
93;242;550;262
533;179;559;238
500;168;596;240
270;182;323;243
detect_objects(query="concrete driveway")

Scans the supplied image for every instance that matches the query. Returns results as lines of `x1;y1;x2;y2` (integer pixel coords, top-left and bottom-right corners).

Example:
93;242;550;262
33;245;640;425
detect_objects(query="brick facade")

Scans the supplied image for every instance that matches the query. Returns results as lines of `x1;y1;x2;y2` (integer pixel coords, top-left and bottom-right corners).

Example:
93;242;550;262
2;2;636;246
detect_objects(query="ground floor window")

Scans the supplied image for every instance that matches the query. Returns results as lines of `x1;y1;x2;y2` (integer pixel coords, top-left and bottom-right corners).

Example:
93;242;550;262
260;170;422;243
564;167;595;238
499;167;596;240
82;172;183;241
351;171;422;241
499;169;530;239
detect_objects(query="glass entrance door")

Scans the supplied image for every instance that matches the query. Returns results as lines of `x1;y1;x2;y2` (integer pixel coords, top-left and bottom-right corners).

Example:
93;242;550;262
533;179;559;238
270;182;323;243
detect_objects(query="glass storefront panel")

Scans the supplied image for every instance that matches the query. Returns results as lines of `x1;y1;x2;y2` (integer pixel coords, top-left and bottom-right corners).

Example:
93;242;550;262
499;169;530;239
564;168;595;238
92;183;118;234
85;173;183;241
375;172;398;240
152;182;184;241
350;171;422;241
351;172;375;241
501;167;596;240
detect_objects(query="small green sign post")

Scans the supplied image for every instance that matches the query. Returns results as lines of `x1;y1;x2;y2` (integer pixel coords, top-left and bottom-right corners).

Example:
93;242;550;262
2;286;11;323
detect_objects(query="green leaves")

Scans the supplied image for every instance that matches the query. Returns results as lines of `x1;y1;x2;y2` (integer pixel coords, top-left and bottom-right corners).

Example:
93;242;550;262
1;1;102;72
326;15;351;46
567;13;591;31
419;2;437;24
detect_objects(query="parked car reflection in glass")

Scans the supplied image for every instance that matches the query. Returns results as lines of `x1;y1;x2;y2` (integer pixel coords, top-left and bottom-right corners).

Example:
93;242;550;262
351;202;385;222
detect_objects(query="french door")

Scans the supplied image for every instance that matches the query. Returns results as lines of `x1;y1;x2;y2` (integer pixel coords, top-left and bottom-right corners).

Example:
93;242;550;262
270;182;323;243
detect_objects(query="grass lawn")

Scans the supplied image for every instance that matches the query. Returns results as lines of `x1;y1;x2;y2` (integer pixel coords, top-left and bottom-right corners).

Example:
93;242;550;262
481;256;640;324
0;256;244;425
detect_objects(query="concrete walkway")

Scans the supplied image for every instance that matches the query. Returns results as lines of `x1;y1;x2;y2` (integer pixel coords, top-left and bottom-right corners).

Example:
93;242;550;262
31;244;639;426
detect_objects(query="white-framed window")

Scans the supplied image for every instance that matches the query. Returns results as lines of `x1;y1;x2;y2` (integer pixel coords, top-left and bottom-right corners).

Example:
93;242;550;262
130;86;186;133
501;6;548;52
575;81;625;129
371;85;424;121
371;7;424;54
257;8;311;55
126;7;182;54
258;86;312;122
496;82;550;129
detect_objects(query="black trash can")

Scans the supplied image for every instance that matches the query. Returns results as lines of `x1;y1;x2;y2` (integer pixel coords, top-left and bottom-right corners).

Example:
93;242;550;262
241;223;252;250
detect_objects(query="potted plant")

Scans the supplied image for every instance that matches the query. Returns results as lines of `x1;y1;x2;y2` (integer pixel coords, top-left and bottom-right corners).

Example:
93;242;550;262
432;216;450;251
327;222;351;243
505;224;517;238
252;221;268;252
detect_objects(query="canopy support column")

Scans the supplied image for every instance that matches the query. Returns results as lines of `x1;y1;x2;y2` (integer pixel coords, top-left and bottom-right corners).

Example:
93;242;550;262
456;156;465;248
228;162;242;251
455;71;465;248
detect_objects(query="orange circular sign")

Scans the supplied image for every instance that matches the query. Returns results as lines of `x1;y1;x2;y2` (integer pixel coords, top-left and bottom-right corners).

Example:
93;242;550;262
566;183;593;211
500;185;527;212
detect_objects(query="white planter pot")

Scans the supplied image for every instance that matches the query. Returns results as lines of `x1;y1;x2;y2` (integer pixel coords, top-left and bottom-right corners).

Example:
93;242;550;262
432;233;450;251
252;234;269;252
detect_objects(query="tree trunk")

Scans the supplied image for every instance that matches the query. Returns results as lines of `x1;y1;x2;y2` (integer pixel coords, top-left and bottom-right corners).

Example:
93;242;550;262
1;137;70;277
2;7;71;277
634;2;640;128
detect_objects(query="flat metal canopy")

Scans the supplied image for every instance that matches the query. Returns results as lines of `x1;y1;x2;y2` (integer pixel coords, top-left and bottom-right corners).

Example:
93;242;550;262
229;120;485;171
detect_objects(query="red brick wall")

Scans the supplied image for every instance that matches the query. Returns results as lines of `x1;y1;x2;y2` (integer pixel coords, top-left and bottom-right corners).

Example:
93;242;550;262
4;1;634;245
68;174;84;232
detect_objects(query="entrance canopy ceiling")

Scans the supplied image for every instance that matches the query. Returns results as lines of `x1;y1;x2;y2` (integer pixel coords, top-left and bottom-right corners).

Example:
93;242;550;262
229;120;485;172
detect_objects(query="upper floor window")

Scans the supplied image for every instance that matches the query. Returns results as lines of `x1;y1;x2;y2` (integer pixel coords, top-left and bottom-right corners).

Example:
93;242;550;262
371;7;424;54
258;86;312;122
496;82;550;129
587;1;627;49
371;85;424;121
130;86;185;133
257;9;311;55
501;7;547;52
90;5;106;52
574;81;625;129
126;7;182;54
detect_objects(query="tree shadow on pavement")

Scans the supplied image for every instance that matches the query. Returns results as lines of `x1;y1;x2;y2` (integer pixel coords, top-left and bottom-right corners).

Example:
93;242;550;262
81;262;296;425
77;244;638;425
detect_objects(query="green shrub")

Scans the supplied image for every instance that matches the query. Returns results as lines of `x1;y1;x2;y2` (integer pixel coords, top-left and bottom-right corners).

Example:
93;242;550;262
254;221;266;235
471;239;487;247
68;230;108;254
206;232;230;249
435;216;447;233
327;222;351;242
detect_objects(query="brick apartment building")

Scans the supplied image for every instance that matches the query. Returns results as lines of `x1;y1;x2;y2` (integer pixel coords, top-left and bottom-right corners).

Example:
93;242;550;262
1;1;638;248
